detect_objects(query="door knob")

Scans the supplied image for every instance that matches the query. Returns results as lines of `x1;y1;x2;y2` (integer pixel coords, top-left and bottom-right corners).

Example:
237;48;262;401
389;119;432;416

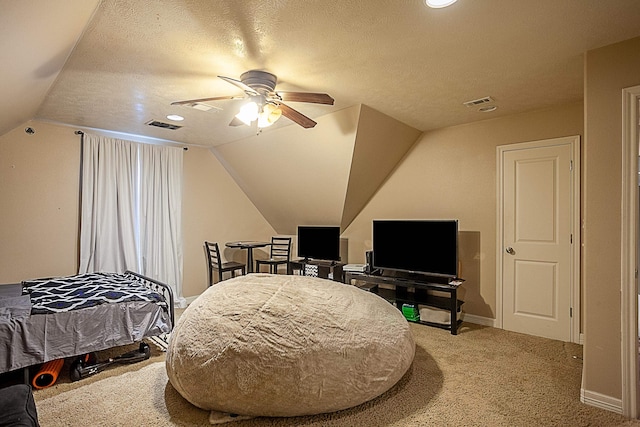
505;247;515;255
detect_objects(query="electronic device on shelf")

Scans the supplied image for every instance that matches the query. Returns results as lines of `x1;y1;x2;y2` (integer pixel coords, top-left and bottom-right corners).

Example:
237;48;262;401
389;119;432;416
343;263;366;272
297;225;341;262
372;219;459;279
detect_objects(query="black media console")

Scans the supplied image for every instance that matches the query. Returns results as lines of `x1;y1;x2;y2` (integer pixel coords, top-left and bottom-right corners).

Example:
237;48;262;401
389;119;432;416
344;272;464;335
289;259;345;282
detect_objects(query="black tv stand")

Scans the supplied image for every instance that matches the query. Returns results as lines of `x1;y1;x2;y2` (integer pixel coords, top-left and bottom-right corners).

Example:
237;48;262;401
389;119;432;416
344;272;464;335
290;259;345;282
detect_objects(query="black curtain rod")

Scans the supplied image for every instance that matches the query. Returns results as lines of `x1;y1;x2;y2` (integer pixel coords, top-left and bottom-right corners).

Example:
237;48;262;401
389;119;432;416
74;130;187;150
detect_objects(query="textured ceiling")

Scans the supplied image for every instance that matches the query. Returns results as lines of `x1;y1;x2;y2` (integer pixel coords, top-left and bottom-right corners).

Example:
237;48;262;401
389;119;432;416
3;0;640;147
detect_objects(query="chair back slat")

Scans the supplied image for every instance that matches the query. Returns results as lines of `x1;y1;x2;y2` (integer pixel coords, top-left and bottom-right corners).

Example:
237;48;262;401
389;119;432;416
270;237;291;261
204;241;245;285
205;241;223;269
255;237;292;274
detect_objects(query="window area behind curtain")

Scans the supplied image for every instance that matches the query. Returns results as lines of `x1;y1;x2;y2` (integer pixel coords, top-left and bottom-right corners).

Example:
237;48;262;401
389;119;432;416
78;133;185;306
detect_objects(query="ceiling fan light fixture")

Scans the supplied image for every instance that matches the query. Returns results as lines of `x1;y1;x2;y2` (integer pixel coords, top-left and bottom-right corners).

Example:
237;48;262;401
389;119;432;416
235;101;259;126
174;69;334;130
425;0;457;8
258;103;282;128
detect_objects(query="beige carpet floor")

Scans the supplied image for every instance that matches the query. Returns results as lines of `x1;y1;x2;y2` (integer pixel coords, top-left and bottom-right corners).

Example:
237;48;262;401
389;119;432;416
33;322;640;426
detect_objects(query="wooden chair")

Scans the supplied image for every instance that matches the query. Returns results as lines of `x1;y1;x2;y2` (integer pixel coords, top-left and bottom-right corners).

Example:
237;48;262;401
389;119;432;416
204;241;246;285
255;237;292;274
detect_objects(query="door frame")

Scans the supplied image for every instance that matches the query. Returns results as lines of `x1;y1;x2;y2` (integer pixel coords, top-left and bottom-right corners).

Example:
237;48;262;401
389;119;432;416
496;136;581;343
621;84;640;418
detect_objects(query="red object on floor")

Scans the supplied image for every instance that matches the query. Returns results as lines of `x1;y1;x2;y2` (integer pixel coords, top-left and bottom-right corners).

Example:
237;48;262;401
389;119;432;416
32;359;64;390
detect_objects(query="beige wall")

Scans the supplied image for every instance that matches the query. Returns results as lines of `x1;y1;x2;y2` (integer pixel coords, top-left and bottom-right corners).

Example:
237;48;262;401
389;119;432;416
1;104;584;316
343;102;583;319
344;105;422;230
212;104;421;237
0;121;80;282
213;106;360;236
3;34;639;407
0;121;275;299
583;36;640;401
182;146;275;297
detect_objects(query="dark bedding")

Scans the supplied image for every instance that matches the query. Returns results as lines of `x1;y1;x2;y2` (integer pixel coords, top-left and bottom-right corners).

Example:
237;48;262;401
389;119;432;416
23;272;165;314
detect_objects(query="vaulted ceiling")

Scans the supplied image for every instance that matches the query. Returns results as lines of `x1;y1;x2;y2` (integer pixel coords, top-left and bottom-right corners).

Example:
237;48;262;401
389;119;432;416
4;0;640;146
3;0;640;234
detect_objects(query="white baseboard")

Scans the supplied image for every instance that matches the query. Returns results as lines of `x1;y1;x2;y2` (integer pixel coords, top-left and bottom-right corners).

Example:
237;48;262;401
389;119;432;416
462;313;497;328
184;295;199;306
581;388;623;414
173;296;188;308
462;314;585;345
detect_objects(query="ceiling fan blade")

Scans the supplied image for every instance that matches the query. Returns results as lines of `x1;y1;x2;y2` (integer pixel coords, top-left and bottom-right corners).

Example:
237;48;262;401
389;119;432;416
171;95;241;106
273;91;334;105
219;75;259;96
229;116;245;127
277;102;317;128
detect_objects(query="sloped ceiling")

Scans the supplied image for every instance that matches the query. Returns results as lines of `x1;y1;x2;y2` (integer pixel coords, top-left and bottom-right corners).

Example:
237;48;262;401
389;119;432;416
213;104;421;234
3;1;640;235
343;105;423;230
0;0;100;136
3;1;640;146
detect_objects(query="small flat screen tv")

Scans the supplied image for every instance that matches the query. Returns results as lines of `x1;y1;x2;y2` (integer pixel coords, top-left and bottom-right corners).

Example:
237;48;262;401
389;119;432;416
372;219;458;278
297;226;341;262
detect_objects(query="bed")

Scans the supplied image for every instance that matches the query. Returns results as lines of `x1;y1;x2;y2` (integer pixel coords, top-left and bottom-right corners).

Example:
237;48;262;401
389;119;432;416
0;270;174;375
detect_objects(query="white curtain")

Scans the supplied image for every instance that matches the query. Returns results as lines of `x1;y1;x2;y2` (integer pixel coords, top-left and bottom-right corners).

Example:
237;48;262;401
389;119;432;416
79;135;138;273
79;133;185;306
138;143;184;305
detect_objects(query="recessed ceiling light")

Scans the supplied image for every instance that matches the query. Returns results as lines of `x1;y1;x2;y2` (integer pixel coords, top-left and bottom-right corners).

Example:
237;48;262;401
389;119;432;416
425;0;457;8
166;114;184;121
479;105;498;113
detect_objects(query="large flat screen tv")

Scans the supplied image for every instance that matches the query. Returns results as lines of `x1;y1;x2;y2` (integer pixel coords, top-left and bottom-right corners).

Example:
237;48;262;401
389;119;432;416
372;219;458;278
297;226;341;262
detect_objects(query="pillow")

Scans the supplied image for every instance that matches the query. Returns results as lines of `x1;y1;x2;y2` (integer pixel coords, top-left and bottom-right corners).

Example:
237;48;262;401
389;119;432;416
0;294;31;320
0;284;23;298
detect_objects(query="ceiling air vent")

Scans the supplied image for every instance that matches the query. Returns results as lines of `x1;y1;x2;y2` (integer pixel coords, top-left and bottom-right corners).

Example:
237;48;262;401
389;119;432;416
463;96;494;108
186;102;221;112
146;120;182;130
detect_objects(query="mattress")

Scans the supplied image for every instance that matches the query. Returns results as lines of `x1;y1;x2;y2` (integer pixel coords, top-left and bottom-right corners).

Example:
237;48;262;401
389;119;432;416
0;272;172;374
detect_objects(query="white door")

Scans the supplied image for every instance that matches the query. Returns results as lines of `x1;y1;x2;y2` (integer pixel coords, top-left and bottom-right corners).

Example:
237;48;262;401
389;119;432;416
499;137;578;342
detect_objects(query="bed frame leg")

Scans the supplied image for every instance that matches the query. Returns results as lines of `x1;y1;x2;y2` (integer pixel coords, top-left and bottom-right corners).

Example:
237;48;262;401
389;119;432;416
23;366;29;386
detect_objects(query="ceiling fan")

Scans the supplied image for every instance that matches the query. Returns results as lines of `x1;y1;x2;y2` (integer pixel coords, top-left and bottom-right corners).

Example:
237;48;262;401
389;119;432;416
171;70;334;129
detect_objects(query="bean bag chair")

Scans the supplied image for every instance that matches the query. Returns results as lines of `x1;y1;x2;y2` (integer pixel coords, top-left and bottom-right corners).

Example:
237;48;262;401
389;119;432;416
166;273;415;418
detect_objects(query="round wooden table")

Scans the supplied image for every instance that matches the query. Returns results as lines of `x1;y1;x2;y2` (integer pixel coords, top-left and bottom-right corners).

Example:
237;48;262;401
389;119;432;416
225;241;270;273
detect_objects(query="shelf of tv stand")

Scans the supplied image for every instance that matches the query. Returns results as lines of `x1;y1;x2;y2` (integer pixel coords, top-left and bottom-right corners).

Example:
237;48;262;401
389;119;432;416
344;272;464;335
289;259;345;282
